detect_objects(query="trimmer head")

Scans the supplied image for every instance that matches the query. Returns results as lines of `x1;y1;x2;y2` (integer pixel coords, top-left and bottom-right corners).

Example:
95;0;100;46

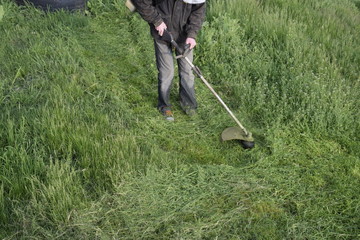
221;127;255;149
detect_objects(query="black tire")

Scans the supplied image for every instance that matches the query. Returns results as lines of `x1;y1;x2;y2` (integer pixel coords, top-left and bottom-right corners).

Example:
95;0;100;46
16;0;86;11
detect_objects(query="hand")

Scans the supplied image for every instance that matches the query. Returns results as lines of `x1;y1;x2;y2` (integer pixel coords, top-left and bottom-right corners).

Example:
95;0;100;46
186;38;196;49
155;22;167;36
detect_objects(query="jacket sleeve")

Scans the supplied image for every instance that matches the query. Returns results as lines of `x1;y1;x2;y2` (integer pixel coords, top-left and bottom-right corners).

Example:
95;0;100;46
186;3;206;39
132;0;163;27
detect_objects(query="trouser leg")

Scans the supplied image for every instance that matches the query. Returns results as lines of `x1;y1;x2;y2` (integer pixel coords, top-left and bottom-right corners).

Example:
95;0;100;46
177;48;197;110
154;40;174;110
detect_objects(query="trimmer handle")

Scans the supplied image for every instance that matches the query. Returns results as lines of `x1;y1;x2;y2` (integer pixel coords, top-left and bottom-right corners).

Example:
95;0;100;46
180;44;192;58
162;30;191;58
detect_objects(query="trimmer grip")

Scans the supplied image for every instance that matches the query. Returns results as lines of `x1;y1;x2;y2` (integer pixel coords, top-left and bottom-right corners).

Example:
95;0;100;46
161;30;173;44
182;44;191;57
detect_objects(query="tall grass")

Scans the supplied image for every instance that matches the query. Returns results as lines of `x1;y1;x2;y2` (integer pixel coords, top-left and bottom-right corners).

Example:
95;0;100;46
0;0;359;239
204;0;359;135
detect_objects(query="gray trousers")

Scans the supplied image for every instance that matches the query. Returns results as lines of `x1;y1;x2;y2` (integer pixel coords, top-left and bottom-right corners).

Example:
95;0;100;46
154;40;197;110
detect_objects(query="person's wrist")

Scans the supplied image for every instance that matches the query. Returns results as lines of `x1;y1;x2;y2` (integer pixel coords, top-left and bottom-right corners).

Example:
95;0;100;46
154;19;163;28
187;32;197;39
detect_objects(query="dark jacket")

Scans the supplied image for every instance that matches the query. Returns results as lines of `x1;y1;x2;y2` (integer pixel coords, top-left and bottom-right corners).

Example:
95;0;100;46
133;0;206;43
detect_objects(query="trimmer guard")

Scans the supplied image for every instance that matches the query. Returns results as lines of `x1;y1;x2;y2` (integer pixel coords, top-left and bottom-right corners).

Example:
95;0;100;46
221;127;254;142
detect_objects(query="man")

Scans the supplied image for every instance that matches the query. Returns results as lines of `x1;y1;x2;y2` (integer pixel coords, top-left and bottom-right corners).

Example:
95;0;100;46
132;0;206;121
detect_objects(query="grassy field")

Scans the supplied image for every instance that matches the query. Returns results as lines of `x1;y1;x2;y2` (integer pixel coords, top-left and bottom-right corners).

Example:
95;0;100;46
0;0;359;239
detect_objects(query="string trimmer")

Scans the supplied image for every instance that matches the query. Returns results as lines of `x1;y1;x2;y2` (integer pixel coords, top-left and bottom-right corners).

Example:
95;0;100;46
164;31;255;149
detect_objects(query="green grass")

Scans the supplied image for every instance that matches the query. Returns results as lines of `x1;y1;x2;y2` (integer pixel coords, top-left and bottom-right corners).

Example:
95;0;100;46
0;0;359;239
